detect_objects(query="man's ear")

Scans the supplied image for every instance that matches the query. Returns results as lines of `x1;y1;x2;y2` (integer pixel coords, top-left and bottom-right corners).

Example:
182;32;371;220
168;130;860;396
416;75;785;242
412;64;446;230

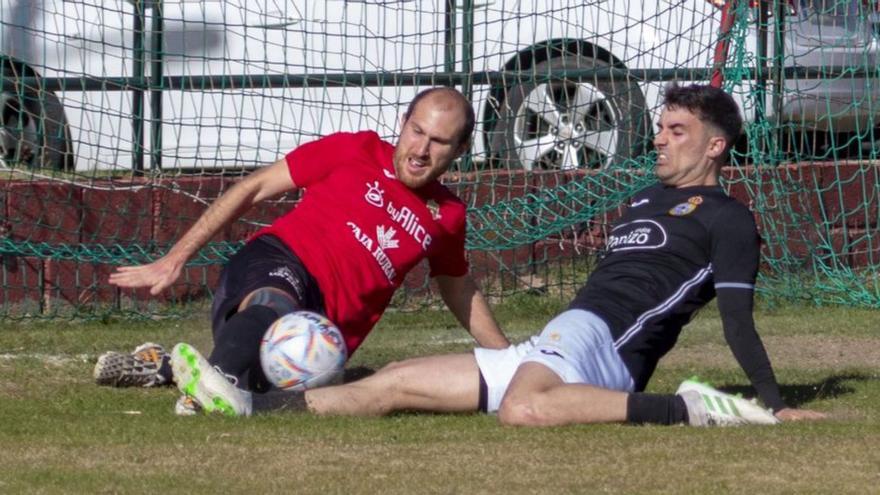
706;135;727;160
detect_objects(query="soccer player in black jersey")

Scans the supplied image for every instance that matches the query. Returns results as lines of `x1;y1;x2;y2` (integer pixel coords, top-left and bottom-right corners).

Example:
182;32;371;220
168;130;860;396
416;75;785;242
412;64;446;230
175;84;826;426
493;83;826;427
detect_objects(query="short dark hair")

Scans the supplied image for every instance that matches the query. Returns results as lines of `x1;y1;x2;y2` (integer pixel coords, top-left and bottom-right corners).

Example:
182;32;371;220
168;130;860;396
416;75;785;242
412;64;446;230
663;83;743;154
403;87;475;147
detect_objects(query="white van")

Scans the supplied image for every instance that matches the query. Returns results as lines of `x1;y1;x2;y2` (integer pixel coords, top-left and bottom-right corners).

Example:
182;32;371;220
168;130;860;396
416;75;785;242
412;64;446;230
0;0;877;172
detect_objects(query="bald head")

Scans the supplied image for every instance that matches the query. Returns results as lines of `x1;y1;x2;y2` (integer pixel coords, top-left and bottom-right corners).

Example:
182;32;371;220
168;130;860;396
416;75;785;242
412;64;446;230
403;87;475;148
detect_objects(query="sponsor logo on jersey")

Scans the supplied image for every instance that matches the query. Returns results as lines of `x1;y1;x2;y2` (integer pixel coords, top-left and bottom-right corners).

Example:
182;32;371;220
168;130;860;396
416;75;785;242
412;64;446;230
347;221;397;281
386;201;432;250
383;169;397;180
606;219;667;251
365;181;384;207
376;225;399;250
364;181;433;251
629;198;650;208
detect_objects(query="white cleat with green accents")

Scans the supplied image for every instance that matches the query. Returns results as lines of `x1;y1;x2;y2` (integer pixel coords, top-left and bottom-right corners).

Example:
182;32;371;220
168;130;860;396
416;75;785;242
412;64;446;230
677;377;779;427
170;343;253;417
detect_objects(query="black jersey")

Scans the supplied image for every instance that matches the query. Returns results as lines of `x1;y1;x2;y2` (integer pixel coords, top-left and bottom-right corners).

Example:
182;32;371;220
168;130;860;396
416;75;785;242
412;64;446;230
569;183;783;409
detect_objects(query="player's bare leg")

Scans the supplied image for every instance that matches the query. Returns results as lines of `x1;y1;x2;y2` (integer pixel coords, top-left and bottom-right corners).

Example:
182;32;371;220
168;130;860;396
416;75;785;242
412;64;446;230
497;362;628;426
306;353;480;415
250;353;481;416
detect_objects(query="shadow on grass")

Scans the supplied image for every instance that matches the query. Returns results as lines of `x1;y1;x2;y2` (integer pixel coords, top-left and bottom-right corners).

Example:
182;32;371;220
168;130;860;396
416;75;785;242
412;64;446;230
720;372;873;408
343;366;376;383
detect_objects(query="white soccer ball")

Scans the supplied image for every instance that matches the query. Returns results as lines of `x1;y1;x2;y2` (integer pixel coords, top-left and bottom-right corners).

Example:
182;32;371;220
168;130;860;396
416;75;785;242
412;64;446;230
259;311;347;391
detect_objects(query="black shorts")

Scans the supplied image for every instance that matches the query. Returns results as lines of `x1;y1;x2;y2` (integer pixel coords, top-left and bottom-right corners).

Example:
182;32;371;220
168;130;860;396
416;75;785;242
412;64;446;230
210;235;325;334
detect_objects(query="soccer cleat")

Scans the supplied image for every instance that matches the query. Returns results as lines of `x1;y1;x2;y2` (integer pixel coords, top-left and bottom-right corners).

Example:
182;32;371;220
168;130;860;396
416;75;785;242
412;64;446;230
677;377;779;427
174;395;201;416
93;342;169;387
170;343;253;417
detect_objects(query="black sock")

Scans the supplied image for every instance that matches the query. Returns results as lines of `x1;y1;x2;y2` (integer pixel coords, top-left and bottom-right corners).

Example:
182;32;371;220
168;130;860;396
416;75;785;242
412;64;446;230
251;389;309;413
626;393;689;425
157;355;173;384
208;305;279;388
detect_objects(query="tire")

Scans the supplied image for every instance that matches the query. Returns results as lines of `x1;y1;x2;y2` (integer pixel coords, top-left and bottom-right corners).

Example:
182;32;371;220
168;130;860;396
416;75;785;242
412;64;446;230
0;58;73;171
486;54;649;171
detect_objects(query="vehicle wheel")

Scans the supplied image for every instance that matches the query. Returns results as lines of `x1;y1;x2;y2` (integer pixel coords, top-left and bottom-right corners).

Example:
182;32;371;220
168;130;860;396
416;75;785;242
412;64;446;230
0;59;73;171
486;54;649;171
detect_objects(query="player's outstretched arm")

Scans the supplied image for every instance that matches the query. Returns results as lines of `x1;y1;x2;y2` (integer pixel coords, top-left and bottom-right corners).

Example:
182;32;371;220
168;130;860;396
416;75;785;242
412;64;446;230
108;158;296;295
108;256;188;296
436;274;510;349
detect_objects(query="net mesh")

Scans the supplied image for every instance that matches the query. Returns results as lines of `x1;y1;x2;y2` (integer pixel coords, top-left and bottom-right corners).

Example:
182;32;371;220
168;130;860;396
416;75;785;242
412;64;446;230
0;0;877;318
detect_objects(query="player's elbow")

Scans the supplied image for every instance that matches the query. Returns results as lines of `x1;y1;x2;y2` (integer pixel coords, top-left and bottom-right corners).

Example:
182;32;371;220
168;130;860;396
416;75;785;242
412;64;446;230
497;394;551;427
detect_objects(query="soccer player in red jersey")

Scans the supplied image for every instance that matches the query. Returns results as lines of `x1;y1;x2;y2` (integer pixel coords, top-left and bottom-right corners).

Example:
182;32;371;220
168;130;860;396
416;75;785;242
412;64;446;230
101;88;510;413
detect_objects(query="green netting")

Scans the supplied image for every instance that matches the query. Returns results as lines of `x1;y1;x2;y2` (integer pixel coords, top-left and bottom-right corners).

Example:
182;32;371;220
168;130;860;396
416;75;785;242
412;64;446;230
719;0;880;306
0;0;878;318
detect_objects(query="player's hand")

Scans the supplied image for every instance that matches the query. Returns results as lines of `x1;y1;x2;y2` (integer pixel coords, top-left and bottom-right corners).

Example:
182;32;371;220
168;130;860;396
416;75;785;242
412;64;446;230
108;256;184;295
774;408;827;422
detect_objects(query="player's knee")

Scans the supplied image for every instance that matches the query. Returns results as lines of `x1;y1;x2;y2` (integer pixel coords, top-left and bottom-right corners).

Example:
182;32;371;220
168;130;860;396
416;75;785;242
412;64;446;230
239;287;298;316
497;393;548;427
371;361;413;398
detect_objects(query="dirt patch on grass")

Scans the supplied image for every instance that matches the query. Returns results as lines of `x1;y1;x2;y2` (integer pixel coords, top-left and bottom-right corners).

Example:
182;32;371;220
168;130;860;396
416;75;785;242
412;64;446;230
0;363;23;397
665;335;880;370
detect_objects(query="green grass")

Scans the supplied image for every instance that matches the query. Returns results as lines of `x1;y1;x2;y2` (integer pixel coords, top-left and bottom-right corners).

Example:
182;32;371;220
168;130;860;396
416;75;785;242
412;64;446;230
0;297;878;494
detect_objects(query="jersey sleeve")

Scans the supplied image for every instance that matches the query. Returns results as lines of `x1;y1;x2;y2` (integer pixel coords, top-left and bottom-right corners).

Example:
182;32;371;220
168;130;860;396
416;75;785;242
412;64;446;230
285;132;371;187
427;200;469;278
718;288;786;411
709;202;760;287
710;201;786;411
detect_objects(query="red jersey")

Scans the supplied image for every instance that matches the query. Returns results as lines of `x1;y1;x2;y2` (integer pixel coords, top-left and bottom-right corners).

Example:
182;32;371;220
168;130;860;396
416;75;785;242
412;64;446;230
254;131;468;355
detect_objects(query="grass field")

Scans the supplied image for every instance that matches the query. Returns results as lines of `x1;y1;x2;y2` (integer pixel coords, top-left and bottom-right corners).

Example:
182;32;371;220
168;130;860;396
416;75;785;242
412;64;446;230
1;295;878;494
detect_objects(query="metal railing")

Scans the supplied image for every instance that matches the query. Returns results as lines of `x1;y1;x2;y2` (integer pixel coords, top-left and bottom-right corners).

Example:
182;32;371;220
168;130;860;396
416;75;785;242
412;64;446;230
1;0;872;173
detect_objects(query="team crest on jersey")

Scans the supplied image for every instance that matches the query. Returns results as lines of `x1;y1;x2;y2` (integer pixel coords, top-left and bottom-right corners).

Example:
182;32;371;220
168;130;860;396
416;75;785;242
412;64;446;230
669;203;696;216
426;200;441;220
669;200;699;216
365;181;384;207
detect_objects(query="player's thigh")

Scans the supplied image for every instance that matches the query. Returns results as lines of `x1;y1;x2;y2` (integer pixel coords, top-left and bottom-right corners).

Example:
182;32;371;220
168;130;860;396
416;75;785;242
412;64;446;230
211;235;324;334
503;361;565;403
380;353;481;412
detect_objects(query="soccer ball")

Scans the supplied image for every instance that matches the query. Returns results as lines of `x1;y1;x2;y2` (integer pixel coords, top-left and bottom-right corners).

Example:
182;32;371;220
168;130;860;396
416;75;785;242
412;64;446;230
259;311;347;391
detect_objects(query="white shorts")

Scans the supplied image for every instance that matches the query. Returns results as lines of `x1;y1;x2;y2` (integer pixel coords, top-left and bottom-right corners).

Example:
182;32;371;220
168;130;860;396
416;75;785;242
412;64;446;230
473;336;539;413
474;309;634;414
523;309;634;391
